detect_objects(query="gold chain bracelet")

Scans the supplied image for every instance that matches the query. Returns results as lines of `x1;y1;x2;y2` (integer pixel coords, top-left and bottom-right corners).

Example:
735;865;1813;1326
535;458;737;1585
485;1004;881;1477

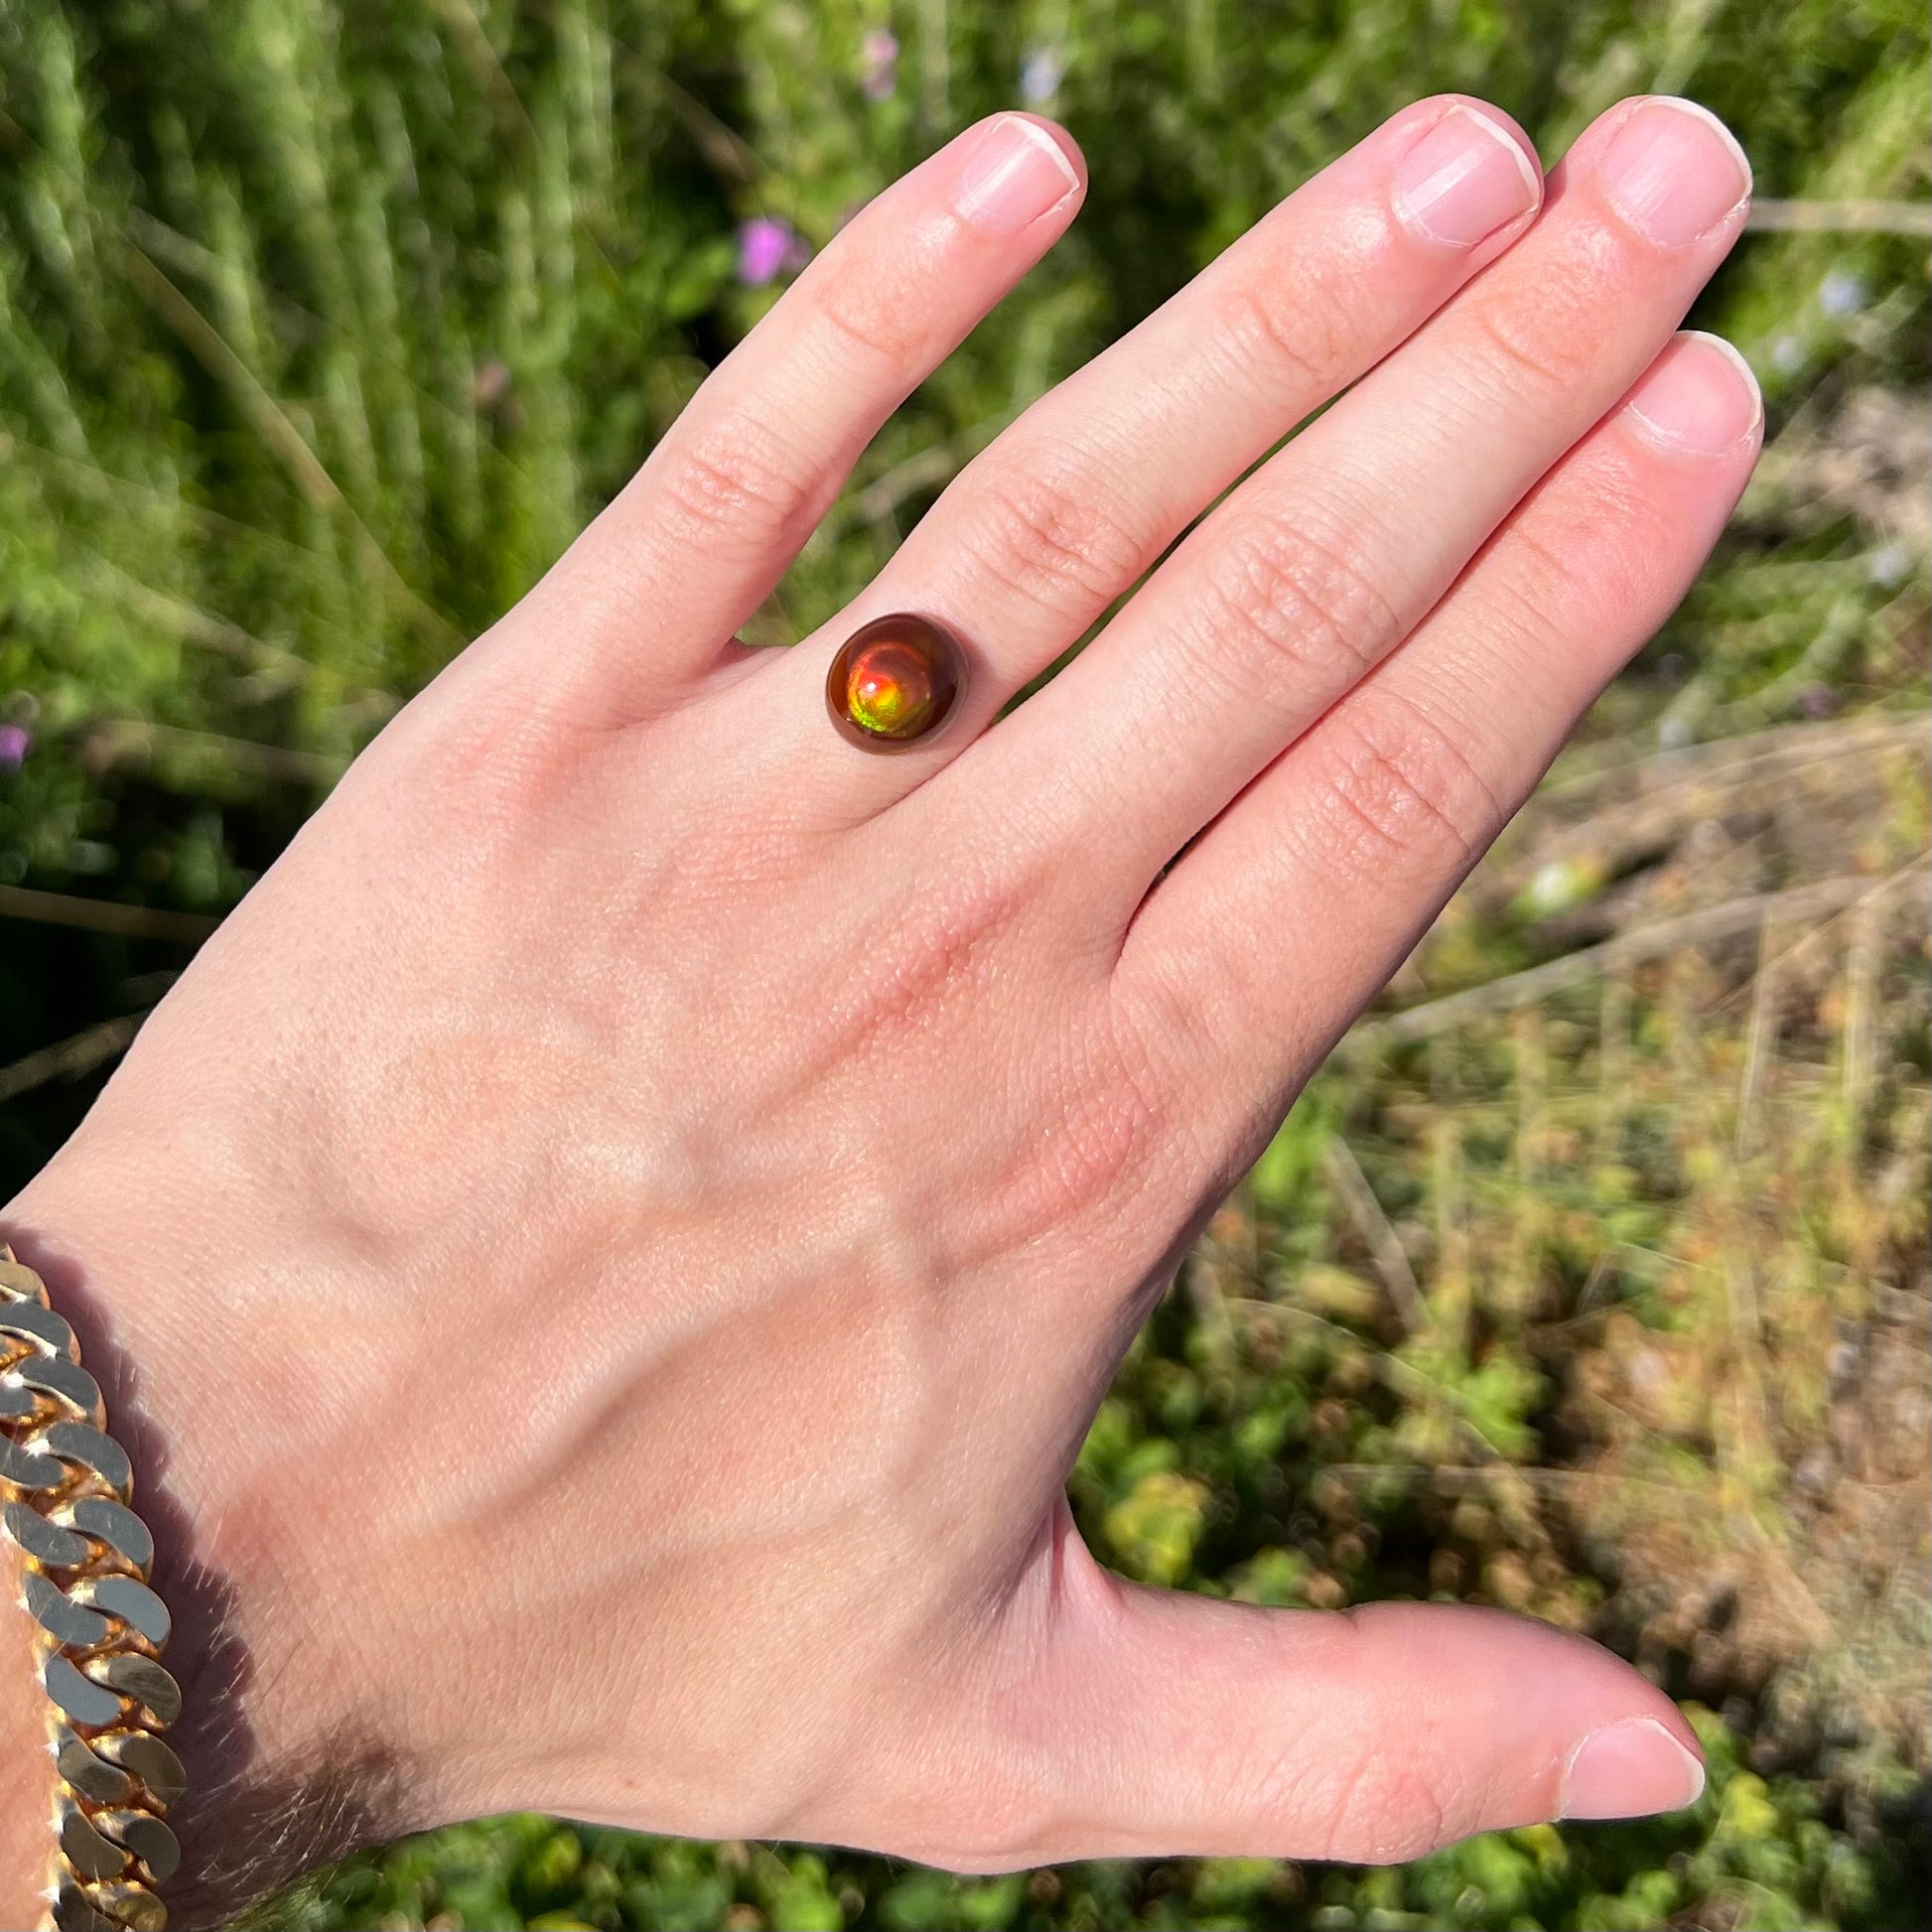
2;1246;182;1932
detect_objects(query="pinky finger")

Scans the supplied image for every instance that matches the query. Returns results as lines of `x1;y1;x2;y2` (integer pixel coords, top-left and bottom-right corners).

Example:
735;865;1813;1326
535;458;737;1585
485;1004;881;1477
1116;330;1763;1119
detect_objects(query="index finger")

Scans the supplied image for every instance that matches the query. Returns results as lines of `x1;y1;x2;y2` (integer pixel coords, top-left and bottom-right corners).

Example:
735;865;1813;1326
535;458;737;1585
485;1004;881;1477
513;113;1087;718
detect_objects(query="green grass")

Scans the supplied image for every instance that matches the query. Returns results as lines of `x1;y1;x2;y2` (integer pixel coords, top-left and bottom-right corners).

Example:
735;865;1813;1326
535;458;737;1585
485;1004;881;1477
3;3;1928;1928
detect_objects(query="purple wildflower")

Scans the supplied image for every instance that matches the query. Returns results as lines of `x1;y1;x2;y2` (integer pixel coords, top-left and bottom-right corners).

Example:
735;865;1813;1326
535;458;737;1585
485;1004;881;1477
472;357;512;407
861;30;898;102
0;723;30;770
738;217;791;286
738;216;810;287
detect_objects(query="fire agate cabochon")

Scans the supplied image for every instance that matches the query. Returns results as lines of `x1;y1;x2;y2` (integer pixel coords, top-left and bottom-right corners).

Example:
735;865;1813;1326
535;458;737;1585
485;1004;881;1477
826;614;968;750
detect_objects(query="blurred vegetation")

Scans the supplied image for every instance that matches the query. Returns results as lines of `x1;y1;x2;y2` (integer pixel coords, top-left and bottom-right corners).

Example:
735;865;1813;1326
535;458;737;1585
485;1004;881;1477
2;2;1928;1928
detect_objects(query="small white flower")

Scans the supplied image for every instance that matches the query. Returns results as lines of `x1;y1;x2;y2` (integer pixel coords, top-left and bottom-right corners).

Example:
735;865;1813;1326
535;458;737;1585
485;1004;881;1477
1819;271;1866;318
1770;333;1806;375
1868;541;1913;589
1020;45;1065;104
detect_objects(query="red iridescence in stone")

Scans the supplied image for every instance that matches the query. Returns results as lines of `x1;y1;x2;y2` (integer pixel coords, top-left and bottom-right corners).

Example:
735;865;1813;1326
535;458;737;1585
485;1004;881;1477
825;614;967;749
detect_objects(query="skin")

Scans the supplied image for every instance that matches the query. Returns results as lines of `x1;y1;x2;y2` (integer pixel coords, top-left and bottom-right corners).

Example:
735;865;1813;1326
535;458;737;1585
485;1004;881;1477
0;93;1763;1928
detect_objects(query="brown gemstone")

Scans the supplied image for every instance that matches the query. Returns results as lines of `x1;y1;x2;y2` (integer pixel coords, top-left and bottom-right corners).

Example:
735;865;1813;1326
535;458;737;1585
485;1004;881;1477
825;614;967;750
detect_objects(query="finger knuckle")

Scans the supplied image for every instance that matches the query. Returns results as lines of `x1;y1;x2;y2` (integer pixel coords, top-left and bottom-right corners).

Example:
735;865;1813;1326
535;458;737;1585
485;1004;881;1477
1510;458;1670;617
1464;287;1599;404
1196;513;1401;696
1491;515;1598;636
807;262;931;371
960;460;1150;615
1211;270;1351;395
1306;687;1503;887
655;412;820;547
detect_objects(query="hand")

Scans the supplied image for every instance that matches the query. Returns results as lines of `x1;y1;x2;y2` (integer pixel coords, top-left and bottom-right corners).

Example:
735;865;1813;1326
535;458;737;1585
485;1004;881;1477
3;91;1759;1924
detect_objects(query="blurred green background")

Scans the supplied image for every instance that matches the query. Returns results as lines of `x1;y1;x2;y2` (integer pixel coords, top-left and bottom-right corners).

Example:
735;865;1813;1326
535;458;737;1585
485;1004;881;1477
2;2;1927;1928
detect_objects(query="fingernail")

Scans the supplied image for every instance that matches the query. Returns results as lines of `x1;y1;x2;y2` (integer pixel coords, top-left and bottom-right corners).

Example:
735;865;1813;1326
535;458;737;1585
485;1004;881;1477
1392;105;1542;247
955;114;1081;237
1599;97;1751;246
1625;331;1763;454
1561;1718;1707;1820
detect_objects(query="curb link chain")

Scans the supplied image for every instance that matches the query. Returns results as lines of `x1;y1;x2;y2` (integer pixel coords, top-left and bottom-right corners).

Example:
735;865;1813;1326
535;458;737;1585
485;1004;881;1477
2;1246;182;1932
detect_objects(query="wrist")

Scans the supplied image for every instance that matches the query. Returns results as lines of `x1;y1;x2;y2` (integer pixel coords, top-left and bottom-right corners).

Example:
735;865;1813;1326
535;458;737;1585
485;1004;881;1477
1;1585;50;1929
5;1146;421;1926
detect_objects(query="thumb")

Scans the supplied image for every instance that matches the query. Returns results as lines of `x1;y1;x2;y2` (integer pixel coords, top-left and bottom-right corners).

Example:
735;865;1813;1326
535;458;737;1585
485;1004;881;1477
953;1526;1704;1869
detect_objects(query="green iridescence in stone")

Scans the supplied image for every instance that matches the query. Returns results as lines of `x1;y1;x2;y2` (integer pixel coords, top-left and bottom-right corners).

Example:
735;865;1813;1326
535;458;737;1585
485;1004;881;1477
826;614;966;749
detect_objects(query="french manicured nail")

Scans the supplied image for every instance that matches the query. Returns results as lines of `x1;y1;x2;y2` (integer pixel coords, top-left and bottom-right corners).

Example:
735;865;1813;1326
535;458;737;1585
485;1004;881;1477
1392;105;1542;246
1599;97;1751;246
955;114;1082;236
1561;1718;1707;1820
1625;331;1763;454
